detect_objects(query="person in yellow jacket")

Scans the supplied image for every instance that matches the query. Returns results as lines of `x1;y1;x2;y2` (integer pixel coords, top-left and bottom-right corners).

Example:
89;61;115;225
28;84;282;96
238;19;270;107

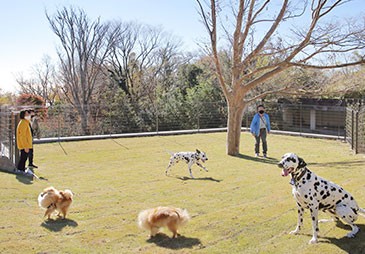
16;109;33;172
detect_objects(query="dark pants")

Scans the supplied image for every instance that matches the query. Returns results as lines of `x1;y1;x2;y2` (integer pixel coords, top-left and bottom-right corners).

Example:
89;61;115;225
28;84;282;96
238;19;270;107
17;149;29;171
255;128;268;154
28;148;34;165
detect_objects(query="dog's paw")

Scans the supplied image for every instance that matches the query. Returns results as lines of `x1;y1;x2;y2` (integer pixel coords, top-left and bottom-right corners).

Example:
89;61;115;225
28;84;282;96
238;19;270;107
308;237;318;244
346;228;359;238
289;229;299;235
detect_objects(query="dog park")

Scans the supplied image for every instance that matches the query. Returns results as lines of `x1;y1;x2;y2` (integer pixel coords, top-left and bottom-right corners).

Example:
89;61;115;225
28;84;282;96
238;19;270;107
2;1;365;253
0;132;364;253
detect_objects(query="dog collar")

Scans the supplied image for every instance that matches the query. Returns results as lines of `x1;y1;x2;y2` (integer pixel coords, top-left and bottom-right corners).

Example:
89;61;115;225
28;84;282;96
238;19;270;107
290;168;307;186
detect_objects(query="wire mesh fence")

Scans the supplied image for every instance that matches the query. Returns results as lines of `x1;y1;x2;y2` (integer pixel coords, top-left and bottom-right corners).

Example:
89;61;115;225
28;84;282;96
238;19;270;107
0;105;18;165
346;100;365;153
24;100;346;139
4;98;365;170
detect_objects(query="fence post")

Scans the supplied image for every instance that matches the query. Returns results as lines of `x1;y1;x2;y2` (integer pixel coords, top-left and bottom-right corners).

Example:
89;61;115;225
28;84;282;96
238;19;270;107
109;105;112;135
351;110;354;150
156;107;159;133
299;103;303;135
355;111;359;154
12;112;20;166
57;106;61;140
197;108;200;132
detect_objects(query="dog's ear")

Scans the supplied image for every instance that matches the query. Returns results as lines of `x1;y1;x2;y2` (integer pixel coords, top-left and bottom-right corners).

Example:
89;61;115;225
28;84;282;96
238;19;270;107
196;149;201;154
298;157;307;168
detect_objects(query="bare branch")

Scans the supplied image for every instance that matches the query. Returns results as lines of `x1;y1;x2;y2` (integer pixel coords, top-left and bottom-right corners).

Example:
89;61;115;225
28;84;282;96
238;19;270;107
244;86;289;104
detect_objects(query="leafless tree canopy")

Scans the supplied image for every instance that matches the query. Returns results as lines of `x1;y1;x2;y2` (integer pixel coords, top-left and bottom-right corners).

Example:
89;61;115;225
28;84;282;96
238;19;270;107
106;21;182;100
196;0;365;155
46;6;120;134
16;55;58;105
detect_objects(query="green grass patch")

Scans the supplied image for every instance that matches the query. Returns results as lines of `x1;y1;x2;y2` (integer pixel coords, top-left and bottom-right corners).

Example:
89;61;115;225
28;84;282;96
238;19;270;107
0;132;364;253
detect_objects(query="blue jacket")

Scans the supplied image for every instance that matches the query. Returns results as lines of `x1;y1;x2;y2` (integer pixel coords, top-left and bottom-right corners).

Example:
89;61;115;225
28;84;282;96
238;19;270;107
250;113;271;137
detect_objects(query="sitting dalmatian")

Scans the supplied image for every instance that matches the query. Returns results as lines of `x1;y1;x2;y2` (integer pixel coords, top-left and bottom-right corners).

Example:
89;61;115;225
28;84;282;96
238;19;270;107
165;149;208;178
278;153;365;244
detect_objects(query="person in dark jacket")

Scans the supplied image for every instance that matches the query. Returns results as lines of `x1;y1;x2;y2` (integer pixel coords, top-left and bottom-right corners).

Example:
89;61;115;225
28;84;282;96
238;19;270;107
28;109;38;168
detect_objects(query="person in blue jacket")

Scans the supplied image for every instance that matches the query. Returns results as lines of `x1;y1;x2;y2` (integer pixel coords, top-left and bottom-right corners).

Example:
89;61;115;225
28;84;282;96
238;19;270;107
250;105;271;158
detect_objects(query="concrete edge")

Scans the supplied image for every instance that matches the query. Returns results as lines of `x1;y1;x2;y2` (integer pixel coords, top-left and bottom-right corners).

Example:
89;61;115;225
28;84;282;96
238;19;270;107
33;127;345;144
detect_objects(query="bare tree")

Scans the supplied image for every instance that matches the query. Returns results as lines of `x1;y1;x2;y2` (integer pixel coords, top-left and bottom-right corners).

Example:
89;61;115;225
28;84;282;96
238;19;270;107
46;6;120;134
196;0;365;155
106;21;182;101
16;55;58;106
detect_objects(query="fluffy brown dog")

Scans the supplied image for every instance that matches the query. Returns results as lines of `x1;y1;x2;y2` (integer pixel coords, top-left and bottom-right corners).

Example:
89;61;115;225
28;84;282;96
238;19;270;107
138;206;190;238
38;186;73;220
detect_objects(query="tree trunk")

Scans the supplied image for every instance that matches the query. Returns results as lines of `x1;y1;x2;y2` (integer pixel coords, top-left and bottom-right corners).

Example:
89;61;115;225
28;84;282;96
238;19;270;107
226;101;246;156
77;105;90;135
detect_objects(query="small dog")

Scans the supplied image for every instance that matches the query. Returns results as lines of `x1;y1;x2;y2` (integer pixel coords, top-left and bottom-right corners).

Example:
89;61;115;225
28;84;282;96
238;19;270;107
38;186;73;220
138;206;190;238
278;153;365;244
165;149;208;178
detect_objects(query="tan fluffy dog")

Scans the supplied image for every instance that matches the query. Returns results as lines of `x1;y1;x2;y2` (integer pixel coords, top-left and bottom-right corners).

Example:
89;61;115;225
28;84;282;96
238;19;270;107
38;186;73;220
138;206;190;238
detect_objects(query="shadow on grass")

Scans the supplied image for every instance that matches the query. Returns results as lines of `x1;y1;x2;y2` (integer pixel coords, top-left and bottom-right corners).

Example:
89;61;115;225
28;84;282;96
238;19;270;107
310;160;365;167
177;176;222;182
15;174;33;185
235;153;279;165
147;233;201;250
41;218;78;232
320;223;365;254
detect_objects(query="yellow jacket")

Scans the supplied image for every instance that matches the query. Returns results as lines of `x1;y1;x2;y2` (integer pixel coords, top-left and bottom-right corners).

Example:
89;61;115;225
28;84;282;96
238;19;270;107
16;119;33;150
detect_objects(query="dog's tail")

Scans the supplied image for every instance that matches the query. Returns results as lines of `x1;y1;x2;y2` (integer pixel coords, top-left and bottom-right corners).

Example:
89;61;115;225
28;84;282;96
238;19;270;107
137;209;152;230
359;207;365;217
175;208;190;226
166;150;174;156
38;187;60;209
60;189;73;200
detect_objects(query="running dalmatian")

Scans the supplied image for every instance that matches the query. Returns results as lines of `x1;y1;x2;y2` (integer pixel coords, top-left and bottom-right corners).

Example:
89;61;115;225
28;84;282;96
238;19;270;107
165;149;208;178
278;153;365;244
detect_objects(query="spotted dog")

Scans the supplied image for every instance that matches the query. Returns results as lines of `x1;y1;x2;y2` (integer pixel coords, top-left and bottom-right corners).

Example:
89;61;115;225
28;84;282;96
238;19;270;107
278;153;365;244
165;149;208;178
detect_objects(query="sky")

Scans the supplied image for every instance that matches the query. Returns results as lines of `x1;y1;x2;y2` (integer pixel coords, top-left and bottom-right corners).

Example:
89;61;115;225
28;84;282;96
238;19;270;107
0;0;364;93
0;0;206;93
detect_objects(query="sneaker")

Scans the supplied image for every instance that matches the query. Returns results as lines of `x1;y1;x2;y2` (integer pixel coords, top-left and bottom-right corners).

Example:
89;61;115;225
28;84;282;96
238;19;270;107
25;169;34;177
263;154;267;158
255;153;259;157
26;168;33;174
26;167;34;173
14;169;25;174
28;164;38;169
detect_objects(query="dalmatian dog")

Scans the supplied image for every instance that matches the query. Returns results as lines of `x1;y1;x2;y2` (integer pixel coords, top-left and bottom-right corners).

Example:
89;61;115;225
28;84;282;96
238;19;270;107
165;149;208;178
278;153;365;244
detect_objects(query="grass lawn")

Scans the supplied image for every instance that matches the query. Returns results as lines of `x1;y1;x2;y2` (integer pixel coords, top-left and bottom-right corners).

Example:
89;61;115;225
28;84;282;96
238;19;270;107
0;132;365;254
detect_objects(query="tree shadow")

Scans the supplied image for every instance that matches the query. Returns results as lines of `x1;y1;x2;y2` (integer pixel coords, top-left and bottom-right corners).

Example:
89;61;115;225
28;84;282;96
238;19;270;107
235;153;279;165
146;233;202;250
40;218;78;232
310;160;365;167
320;223;365;254
176;176;222;182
